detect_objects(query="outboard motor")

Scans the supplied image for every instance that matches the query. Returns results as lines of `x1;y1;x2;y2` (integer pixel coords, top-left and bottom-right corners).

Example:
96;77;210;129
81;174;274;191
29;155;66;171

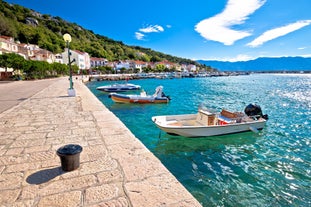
161;92;171;100
154;86;171;100
244;104;269;120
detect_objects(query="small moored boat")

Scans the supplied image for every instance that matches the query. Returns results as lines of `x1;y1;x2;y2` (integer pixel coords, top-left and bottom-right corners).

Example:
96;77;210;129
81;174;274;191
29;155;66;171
109;86;170;104
152;104;268;137
96;83;141;92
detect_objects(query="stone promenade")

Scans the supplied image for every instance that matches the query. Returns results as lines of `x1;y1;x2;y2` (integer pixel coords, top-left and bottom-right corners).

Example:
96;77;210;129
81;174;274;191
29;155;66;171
0;78;202;207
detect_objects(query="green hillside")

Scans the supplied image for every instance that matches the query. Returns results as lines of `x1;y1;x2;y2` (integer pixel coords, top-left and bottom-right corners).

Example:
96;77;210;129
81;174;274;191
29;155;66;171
0;0;209;69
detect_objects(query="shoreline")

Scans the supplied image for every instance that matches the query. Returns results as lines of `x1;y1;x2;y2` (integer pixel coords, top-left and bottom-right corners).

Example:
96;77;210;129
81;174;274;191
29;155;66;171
85;70;310;81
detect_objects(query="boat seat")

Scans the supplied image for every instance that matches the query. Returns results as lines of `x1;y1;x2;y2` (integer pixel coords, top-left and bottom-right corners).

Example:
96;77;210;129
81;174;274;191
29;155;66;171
220;109;238;119
167;120;183;126
218;115;233;125
182;120;198;126
167;122;183;126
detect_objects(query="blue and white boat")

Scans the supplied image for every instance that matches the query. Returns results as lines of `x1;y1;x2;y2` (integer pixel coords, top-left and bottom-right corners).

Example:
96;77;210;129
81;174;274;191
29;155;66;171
109;86;170;104
96;83;141;92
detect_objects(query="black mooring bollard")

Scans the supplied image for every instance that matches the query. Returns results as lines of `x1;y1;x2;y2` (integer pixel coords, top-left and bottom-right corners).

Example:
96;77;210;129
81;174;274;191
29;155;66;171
57;144;83;172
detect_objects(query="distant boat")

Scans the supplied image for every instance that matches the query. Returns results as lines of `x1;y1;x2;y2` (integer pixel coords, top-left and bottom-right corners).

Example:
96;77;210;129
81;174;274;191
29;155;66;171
152;104;268;137
96;83;141;92
109;86;170;104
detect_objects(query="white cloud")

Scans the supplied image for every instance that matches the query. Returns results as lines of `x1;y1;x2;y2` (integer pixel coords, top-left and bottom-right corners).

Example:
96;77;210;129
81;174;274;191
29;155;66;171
135;24;165;40
139;25;164;33
195;0;266;45
228;54;255;62
135;32;145;40
201;54;255;62
247;20;311;47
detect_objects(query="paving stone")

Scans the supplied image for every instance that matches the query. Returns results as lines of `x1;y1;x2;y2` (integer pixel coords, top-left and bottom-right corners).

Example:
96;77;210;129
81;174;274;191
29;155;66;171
4;162;40;173
5;147;24;155
87;197;129;207
117;151;171;182
0;154;29;165
125;175;202;207
85;183;124;205
24;145;51;153
40;159;60;168
97;169;123;184
0;172;24;190
0;189;20;204
0;165;5;174
10;200;35;207
40;175;97;196
83;157;118;173
27;150;56;162
38;191;82;207
20;184;40;200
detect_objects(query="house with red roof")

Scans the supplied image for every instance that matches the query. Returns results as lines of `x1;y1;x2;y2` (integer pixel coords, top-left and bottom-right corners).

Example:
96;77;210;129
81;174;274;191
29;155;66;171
0;36;19;54
90;57;108;68
129;60;148;72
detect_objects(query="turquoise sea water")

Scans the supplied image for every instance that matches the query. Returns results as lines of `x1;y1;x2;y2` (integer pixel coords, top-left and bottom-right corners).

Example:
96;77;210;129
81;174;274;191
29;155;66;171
86;74;311;207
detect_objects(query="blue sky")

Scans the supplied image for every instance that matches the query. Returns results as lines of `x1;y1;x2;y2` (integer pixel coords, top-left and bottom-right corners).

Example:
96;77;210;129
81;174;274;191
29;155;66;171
5;0;311;61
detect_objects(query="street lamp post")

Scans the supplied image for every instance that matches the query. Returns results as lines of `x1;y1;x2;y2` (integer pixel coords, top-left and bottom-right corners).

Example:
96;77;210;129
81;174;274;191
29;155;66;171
63;33;76;97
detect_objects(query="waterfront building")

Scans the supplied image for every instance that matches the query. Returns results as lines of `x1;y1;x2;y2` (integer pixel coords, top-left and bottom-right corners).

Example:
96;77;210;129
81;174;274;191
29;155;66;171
90;57;108;68
62;49;91;73
0;36;19;55
29;48;56;63
55;54;63;64
115;60;130;70
18;43;37;59
129;60;147;73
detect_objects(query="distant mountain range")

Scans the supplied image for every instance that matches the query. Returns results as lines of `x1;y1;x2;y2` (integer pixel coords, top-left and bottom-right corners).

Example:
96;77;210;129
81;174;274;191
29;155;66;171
197;57;311;72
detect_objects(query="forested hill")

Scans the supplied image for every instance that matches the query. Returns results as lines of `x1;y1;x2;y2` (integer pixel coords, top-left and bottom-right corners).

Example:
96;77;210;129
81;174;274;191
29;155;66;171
0;0;200;66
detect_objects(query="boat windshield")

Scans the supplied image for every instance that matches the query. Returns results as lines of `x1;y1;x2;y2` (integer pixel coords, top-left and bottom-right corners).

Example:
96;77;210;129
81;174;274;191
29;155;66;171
198;104;217;114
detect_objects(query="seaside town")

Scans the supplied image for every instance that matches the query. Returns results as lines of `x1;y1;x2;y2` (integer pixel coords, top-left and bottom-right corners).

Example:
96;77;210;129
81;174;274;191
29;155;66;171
0;35;247;81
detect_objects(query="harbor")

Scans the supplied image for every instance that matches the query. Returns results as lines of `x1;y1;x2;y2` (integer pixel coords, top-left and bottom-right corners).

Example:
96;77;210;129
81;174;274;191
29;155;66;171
0;77;202;206
87;71;250;81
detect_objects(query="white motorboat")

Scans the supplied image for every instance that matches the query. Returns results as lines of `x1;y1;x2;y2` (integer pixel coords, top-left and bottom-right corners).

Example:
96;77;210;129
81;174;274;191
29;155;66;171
152;104;268;137
109;86;170;104
96;83;141;92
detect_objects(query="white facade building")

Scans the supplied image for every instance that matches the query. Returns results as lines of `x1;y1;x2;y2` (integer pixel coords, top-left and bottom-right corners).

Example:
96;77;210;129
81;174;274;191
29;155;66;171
115;61;130;70
90;57;108;68
62;49;90;70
